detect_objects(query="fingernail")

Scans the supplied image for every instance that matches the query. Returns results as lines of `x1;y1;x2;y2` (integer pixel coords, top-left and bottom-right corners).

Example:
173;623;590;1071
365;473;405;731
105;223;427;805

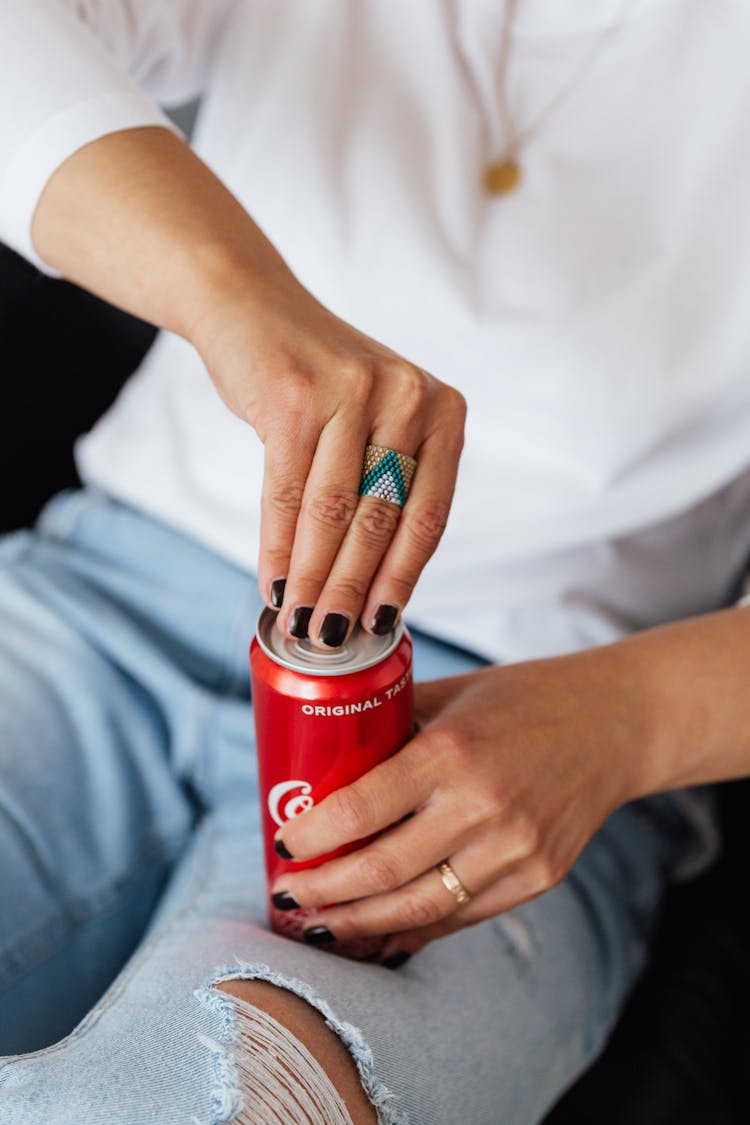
270;578;286;609
271;890;300;911
274;838;294;860
381;950;412;970
319;613;349;648
303;925;336;945
371;604;398;635
289;606;313;639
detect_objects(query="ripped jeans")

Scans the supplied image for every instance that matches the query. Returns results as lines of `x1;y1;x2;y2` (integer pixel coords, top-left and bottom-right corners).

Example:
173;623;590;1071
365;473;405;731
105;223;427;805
0;489;702;1124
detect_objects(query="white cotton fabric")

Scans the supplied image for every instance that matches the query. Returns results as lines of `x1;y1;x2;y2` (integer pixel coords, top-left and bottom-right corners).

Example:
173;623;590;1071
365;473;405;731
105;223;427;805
2;0;750;661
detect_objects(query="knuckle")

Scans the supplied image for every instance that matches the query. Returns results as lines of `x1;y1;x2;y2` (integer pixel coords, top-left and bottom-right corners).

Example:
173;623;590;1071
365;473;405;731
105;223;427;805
388;363;429;421
329;785;371;839
263;548;293;579
458;789;505;834
241;393;262;431
435;724;473;770
355;500;401;548
385;573;417;604
277;384;312;421
343;380;372;414
268;369;315;422
512;815;542;859
305;488;359;532
356;850;401;894
327;576;367;603
532;852;563;893
265;479;305;521
402;891;444;929
442;385;468;424
403;499;451;555
337;361;374;404
455;787;504;835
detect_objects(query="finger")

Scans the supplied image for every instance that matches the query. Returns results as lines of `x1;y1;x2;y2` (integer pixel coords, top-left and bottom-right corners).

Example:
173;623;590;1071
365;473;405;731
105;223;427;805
270;801;472;910
305;493;403;646
273;731;435;861
305;432;422;646
296;828;538;943
299;851;478;943
378;864;546;960
276;408;368;640
328;363;442;641
361;416;464;633
257;428;317;609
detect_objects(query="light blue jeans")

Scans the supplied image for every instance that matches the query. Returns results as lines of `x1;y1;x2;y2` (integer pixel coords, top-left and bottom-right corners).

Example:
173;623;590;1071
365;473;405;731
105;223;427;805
0;489;698;1124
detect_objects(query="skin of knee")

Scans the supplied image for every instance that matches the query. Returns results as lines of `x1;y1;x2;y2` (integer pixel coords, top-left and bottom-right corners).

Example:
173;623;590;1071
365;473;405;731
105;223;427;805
214;978;378;1125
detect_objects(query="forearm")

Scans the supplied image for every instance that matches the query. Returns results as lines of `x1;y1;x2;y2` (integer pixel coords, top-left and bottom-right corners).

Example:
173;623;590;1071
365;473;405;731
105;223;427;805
609;602;750;795
31;125;299;345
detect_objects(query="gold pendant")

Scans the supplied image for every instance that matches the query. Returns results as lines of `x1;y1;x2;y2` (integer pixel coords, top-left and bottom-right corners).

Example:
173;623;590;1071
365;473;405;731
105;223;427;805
483;158;521;196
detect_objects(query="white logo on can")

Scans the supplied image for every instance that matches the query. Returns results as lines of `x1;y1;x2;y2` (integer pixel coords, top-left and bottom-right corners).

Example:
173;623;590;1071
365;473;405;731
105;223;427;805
267;779;314;827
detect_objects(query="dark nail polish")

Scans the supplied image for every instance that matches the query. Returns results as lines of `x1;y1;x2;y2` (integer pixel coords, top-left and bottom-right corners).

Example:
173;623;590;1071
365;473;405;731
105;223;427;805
271;890;300;911
303;925;336;945
289;606;313;639
274;838;294;860
270;578;286;609
382;950;412;970
372;604;398;635
319;613;349;648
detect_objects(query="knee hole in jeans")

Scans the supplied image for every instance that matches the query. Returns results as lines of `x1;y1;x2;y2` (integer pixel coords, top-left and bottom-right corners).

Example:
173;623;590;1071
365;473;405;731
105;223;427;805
212;980;377;1125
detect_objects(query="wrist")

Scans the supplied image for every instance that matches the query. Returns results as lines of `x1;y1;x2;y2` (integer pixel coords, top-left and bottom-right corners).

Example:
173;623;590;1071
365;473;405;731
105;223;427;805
555;633;671;807
593;631;674;802
602;609;750;800
183;233;302;358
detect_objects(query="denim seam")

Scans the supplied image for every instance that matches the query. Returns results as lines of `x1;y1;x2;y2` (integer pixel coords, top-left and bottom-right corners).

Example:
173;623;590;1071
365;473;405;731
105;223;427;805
197;962;410;1125
0;815;222;1072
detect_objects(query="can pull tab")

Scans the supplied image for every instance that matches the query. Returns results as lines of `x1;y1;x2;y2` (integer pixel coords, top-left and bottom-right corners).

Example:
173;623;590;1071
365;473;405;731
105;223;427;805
293;637;351;664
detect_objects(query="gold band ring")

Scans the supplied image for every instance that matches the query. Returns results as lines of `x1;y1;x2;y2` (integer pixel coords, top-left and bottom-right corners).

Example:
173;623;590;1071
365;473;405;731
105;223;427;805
437;861;472;905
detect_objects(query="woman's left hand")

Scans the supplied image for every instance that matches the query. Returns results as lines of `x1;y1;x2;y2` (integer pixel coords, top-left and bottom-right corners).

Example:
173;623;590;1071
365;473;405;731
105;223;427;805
270;643;650;959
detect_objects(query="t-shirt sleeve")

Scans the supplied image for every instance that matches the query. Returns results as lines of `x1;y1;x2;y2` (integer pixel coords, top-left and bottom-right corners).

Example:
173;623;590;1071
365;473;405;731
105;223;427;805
0;0;237;272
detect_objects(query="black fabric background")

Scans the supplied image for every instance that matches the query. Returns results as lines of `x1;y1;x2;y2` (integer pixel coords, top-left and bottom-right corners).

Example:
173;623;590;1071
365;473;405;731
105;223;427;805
0;243;155;533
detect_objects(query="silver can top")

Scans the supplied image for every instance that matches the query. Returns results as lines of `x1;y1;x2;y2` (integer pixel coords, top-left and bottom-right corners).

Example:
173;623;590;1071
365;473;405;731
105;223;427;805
256;607;404;676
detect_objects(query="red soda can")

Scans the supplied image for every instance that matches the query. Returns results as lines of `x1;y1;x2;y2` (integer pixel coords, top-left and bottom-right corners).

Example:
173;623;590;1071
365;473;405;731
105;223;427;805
250;607;414;959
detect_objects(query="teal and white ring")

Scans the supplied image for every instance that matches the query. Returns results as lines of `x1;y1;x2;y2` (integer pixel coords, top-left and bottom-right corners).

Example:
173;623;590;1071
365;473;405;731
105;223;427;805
359;444;417;508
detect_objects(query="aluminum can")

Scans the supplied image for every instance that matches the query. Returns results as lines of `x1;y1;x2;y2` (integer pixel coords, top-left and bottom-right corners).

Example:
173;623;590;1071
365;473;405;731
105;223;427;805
250;607;413;959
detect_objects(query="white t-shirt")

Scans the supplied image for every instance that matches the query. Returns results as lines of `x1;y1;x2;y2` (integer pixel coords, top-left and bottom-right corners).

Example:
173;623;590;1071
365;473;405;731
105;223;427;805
3;0;750;665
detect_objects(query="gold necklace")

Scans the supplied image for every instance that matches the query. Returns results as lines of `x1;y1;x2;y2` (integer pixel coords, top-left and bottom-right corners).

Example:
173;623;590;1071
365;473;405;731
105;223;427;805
483;0;636;196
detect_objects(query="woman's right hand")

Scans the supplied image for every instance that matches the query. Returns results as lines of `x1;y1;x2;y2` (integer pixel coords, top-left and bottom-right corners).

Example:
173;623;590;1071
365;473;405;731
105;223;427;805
192;257;466;646
30;123;464;642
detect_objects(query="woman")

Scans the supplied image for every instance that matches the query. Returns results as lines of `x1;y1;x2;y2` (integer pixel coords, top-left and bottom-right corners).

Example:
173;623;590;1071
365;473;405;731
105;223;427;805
1;2;748;1122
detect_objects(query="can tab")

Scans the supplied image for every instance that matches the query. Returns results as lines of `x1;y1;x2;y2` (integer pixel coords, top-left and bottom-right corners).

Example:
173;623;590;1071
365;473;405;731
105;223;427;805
293;638;351;664
256;609;403;677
